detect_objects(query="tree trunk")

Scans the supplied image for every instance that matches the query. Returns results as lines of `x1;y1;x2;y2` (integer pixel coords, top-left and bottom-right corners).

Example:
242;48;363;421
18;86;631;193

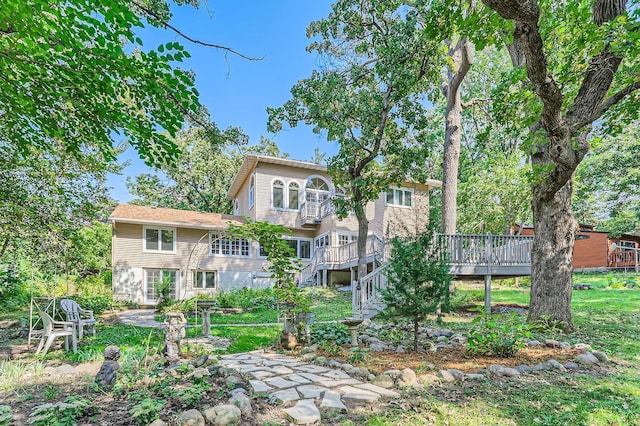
356;209;369;284
441;38;473;235
529;177;577;329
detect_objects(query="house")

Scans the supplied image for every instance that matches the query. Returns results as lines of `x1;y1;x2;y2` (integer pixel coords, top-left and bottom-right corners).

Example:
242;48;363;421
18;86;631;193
514;224;640;271
110;155;442;305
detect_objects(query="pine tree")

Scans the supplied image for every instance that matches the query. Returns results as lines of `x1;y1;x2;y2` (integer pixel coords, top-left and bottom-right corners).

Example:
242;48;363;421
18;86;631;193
380;229;451;352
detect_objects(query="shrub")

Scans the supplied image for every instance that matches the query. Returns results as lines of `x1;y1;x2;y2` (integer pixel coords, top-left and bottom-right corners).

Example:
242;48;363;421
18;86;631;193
466;311;532;357
72;294;112;314
215;287;277;310
310;322;351;345
129;397;165;425
28;396;91;426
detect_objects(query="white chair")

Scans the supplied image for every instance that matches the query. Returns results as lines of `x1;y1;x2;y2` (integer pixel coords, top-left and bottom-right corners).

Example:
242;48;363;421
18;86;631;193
60;299;96;340
35;306;77;355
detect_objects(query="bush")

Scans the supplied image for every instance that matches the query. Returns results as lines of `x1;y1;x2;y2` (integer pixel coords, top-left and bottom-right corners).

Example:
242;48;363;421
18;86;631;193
72;294;112;314
215;287;277;310
466;311;532;357
0;265;29;309
310;322;351;345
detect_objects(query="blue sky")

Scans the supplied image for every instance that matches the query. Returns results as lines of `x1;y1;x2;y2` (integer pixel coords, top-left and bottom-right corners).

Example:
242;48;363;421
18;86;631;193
109;1;337;202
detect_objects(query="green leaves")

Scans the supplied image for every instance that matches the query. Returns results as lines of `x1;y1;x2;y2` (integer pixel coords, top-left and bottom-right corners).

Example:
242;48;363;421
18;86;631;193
0;0;204;168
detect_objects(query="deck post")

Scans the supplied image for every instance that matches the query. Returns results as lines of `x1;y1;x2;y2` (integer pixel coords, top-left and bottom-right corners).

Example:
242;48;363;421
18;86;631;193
322;269;327;288
484;274;492;314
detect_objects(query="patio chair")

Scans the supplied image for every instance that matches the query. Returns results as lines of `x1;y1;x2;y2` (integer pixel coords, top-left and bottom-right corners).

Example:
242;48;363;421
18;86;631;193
60;299;96;340
35;306;77;355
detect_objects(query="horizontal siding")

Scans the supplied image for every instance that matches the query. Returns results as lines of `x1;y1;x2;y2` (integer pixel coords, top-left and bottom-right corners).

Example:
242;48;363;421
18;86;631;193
573;232;609;268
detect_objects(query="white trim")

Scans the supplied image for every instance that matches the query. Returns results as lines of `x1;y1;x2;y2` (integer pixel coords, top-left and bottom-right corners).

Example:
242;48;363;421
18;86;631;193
314;231;331;249
271;178;286;210
248;174;255;210
192;270;217;291
209;232;252;258
144;268;178;304
287;180;301;211
142;226;177;253
385;187;414;208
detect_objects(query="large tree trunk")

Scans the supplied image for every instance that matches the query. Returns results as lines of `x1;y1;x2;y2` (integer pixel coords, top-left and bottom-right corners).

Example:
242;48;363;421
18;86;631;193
356;209;369;284
529;179;577;329
441;38;473;235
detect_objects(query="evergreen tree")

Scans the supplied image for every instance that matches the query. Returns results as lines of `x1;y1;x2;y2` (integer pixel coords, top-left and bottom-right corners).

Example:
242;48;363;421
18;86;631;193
380;229;451;352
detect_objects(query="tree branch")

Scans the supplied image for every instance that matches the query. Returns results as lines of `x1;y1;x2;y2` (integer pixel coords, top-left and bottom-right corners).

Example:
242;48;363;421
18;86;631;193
132;1;263;61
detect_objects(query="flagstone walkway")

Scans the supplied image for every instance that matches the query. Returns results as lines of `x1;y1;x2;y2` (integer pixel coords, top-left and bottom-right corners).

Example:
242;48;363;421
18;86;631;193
218;350;400;424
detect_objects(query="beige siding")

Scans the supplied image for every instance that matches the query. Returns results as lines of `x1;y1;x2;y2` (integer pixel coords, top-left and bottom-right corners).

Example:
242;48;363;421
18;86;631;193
112;222;273;304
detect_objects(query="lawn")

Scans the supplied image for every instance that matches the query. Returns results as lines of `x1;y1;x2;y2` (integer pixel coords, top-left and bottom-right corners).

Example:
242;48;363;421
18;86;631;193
1;274;638;425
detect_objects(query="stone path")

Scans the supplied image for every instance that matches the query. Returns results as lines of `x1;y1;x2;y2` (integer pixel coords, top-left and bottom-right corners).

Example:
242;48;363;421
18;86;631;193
116;309;163;328
218;350;400;424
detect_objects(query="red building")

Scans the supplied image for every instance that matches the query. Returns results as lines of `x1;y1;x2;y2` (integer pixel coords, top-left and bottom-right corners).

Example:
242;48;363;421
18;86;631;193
514;224;640;271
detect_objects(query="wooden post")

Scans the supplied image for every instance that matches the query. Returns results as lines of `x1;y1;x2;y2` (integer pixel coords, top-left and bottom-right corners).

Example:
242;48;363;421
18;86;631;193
322;269;327;288
485;233;492;314
484;274;492;314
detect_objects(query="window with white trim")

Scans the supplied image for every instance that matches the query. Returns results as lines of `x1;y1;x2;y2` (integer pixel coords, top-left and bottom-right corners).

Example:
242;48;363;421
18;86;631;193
315;233;331;249
272;179;285;209
288;182;300;210
193;270;217;289
233;199;239;215
259;237;312;260
305;176;331;203
248;175;255;209
145;269;177;302
210;233;250;257
144;227;176;253
338;233;358;246
620;240;636;249
386;187;413;208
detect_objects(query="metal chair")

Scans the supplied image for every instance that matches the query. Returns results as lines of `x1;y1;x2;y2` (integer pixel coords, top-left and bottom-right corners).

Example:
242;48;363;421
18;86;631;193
35;306;77;355
60;299;96;340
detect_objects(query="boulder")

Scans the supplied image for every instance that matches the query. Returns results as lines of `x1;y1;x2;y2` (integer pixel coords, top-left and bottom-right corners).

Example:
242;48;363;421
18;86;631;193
397;368;417;387
176;409;205;426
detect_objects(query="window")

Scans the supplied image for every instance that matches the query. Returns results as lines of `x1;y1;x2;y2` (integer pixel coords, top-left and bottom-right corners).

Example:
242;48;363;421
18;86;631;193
272;179;285;209
193;270;216;289
305;176;331;203
233;199;239;215
259;238;312;260
338;234;358;246
144;227;176;252
620;240;636;249
145;269;177;303
210;233;250;257
288;182;300;210
386;187;413;208
315;233;331;249
248;175;255;209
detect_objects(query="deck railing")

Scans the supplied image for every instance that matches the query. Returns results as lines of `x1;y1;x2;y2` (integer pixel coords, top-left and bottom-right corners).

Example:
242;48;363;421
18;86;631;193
438;233;534;266
299;199;337;225
609;247;639;271
353;263;388;318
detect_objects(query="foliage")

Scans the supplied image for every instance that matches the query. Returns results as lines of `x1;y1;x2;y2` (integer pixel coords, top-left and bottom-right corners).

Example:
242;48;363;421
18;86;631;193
129;397;165;425
346;348;371;366
0;405;11;426
153;274;176;310
310;322;351;346
268;0;445;281
65;222;112;277
72;294;113;315
379;229;452;351
27;396;92;426
466;311;532;357
175;382;210;407
214;287;277;310
227;220;308;316
0;265;29;309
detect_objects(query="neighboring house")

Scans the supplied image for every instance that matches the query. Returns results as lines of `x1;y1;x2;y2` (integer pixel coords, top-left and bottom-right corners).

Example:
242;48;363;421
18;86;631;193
514;224;640;271
110;155;442;305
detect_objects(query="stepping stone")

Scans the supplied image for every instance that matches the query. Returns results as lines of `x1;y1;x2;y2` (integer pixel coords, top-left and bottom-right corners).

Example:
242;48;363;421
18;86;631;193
283;399;321;424
271;388;300;404
337;385;380;401
323;369;351;379
272;366;295;375
286;374;313;384
261;360;285;366
354;383;401;399
320;390;348;413
297;384;330;398
238;366;266;373
319;378;363;388
248;380;272;393
265;377;299;389
293;365;330;373
251;370;275;379
297;372;331;382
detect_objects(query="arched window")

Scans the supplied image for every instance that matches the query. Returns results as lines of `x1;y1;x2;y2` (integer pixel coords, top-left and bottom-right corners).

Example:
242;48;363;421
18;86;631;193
272;179;284;209
233;199;239;215
305;176;331;203
248;175;255;209
288;182;300;210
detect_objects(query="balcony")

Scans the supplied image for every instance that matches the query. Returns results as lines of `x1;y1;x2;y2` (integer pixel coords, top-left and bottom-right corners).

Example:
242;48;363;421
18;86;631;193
299;199;336;227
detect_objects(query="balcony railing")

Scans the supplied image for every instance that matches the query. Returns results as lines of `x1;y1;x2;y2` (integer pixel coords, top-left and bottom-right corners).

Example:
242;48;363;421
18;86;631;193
299;198;338;226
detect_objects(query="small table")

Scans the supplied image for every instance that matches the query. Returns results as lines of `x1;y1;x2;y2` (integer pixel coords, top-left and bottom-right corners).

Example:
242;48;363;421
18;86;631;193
197;300;217;337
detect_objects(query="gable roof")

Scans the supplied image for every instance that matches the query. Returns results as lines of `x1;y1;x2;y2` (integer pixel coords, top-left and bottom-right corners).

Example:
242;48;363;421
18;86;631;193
109;204;245;230
226;154;443;199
